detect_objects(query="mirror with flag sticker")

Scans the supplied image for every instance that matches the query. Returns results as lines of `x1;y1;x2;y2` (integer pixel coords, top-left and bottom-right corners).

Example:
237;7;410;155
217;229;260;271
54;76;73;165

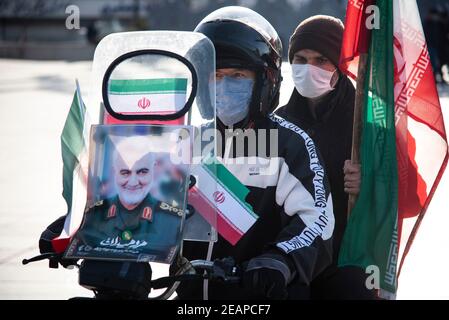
102;50;196;122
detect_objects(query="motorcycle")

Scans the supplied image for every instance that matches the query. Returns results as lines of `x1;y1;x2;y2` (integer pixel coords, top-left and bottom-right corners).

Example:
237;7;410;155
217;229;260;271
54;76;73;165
22;253;240;300
23;30;226;300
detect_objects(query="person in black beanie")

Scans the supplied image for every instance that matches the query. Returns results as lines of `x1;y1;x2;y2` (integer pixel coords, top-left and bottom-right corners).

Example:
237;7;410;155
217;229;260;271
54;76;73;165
276;15;377;300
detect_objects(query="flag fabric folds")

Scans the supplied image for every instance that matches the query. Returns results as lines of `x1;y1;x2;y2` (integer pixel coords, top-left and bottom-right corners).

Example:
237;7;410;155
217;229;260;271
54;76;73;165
189;158;258;246
52;81;90;253
338;0;448;296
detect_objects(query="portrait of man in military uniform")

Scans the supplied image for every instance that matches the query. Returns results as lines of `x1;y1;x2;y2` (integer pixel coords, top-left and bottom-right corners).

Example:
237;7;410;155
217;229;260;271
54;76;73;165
66;133;187;263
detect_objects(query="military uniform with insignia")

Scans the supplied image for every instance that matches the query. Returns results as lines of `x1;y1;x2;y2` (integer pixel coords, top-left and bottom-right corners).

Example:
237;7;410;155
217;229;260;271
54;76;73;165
75;193;184;260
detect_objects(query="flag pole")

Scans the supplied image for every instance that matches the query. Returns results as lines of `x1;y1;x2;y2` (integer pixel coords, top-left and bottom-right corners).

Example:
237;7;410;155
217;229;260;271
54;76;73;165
347;53;368;217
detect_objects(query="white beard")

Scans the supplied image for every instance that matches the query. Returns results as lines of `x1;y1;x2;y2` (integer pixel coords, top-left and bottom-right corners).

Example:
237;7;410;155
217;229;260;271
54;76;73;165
117;184;152;208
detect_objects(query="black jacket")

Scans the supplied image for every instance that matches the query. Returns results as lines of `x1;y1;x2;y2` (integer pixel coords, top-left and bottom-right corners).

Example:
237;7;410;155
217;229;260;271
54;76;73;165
276;75;355;263
40;114;335;300
177;114;335;299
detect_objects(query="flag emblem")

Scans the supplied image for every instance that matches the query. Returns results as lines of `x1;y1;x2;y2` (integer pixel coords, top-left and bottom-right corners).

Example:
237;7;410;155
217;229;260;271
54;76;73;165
338;0;448;297
213;191;225;204
137;97;150;109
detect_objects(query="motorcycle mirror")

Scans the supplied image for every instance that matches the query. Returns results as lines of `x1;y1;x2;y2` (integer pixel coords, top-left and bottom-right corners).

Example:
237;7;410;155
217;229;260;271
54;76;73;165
102;50;198;121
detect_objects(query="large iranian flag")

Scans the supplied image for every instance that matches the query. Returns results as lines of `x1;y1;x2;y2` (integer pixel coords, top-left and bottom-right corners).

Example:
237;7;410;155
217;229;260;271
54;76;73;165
338;0;448;296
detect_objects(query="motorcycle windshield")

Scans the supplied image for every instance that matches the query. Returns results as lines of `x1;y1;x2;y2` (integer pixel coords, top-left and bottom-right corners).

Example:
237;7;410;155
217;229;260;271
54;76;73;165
61;31;219;263
93;31;218;243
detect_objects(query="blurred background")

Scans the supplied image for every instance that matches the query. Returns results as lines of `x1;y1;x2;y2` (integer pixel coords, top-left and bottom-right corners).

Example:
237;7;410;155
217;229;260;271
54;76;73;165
0;0;449;300
0;0;447;62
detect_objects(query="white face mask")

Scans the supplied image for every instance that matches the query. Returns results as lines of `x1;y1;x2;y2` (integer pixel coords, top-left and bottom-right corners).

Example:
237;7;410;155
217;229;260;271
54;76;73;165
291;64;336;99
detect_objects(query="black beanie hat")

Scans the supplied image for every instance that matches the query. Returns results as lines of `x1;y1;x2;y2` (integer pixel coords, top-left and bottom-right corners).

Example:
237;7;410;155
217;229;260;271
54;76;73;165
288;15;344;67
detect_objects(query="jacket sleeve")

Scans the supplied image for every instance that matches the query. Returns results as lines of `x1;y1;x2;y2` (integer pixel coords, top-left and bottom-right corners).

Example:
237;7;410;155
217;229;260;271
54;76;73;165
39;215;67;254
266;115;335;286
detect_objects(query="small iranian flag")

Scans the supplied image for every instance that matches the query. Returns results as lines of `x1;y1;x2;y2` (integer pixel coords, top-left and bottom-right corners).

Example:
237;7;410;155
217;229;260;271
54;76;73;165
189;158;259;246
108;78;187;115
52;81;90;253
338;0;448;297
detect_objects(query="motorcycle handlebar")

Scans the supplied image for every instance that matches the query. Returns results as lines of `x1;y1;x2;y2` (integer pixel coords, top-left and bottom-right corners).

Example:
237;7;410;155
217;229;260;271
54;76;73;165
22;253;59;265
150;258;240;290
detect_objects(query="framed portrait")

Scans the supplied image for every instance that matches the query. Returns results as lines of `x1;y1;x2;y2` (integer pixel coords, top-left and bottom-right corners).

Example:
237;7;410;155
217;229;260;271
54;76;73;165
65;124;192;263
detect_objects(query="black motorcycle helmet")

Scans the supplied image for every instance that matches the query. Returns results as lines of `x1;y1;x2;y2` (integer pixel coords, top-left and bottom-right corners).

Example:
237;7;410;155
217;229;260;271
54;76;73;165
194;6;283;122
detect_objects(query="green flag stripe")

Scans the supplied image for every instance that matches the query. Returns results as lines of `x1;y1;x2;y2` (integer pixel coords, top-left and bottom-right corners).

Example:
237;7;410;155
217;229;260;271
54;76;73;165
109;78;187;93
61;91;86;212
338;0;397;294
108;91;186;95
202;160;249;204
201;159;257;218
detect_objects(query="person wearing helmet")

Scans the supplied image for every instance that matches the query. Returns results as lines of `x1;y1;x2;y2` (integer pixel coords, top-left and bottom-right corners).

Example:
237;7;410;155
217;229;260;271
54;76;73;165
275;15;377;299
175;7;334;300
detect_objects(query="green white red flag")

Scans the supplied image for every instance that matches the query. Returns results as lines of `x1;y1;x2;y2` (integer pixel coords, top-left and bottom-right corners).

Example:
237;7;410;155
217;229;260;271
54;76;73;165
52;81;90;253
338;0;448;296
108;78;187;115
189;158;259;246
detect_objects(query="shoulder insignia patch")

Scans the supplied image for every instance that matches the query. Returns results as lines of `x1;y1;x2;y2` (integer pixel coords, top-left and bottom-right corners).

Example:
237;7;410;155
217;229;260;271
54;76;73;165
84;200;105;213
141;207;153;221
159;202;184;217
95;200;104;206
107;204;116;219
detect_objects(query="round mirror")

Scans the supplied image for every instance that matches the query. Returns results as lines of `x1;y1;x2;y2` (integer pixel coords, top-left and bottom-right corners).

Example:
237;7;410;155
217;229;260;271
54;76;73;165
102;50;197;121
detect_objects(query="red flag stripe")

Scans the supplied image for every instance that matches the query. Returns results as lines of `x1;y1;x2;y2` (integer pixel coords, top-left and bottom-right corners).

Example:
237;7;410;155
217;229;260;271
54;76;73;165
339;0;375;79
188;187;244;245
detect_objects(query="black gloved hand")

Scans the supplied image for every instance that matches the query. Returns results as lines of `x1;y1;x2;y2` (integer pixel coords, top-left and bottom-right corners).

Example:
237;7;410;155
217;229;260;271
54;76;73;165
39;215;65;253
242;254;293;300
39;215;77;268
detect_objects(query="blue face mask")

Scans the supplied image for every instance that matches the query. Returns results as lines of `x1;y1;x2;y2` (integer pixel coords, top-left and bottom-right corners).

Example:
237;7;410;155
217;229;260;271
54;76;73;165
216;77;254;126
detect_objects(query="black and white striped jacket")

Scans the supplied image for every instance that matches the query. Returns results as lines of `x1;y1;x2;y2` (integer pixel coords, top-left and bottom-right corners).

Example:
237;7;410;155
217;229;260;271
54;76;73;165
178;113;335;299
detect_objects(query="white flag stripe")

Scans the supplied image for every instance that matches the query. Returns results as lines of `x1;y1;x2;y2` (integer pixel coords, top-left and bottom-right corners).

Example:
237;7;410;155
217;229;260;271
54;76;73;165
192;164;257;233
213;180;257;233
109;93;186;113
59;83;90;240
393;0;448;283
193;186;244;236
